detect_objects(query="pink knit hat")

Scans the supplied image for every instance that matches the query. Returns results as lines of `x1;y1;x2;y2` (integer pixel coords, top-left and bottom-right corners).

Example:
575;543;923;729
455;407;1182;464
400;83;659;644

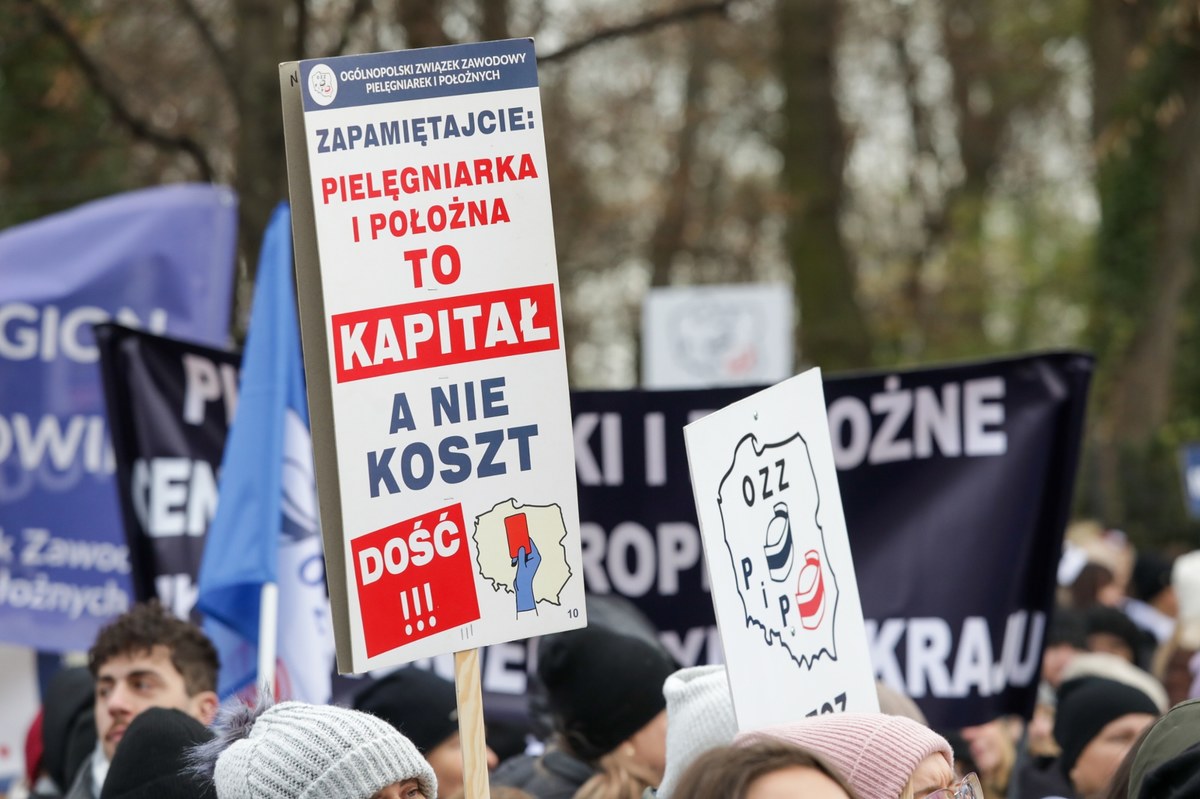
734;713;953;799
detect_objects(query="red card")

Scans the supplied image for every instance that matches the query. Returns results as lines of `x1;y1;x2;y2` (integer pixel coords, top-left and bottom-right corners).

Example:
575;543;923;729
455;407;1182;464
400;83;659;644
505;512;531;561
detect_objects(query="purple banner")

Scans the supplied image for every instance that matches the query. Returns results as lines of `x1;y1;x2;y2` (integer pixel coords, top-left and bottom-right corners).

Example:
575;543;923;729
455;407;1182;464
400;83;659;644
0;184;237;651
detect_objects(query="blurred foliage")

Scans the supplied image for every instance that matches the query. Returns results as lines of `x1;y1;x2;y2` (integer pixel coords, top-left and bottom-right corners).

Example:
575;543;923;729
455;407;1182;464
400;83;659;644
0;2;134;226
3;0;1200;549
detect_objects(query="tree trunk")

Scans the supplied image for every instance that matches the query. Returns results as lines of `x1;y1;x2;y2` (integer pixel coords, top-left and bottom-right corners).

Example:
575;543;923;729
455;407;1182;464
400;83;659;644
401;0;451;49
1088;3;1200;522
648;23;710;287
778;0;871;370
232;0;301;330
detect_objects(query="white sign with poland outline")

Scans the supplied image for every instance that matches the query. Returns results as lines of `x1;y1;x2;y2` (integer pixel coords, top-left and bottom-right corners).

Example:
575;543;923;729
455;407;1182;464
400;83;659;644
286;38;587;673
684;368;878;731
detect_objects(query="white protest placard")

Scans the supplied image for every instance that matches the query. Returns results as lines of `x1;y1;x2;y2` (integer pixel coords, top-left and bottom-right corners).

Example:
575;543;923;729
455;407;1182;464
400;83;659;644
684;368;878;731
282;39;586;674
642;283;793;389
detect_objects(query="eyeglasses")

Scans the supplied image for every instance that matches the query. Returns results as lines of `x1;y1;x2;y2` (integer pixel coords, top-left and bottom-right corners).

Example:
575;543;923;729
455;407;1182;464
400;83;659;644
925;772;984;799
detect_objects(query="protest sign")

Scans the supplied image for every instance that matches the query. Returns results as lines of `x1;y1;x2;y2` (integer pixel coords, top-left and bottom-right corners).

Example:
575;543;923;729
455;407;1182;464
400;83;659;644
281;39;585;676
0;644;38;791
575;351;1092;729
684;368;879;730
0;185;236;652
642;283;793;388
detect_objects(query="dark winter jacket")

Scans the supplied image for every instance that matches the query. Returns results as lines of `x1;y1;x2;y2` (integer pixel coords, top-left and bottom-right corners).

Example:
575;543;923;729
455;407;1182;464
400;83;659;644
490;748;595;799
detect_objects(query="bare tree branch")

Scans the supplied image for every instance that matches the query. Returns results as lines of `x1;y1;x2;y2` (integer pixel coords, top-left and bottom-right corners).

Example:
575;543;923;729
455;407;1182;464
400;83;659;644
172;0;237;96
26;0;214;181
538;0;733;64
334;0;373;56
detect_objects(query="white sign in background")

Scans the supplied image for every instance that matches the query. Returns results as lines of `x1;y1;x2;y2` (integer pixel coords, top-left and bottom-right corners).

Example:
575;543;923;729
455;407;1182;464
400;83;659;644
0;644;37;789
642;283;794;389
684;368;878;731
298;40;585;673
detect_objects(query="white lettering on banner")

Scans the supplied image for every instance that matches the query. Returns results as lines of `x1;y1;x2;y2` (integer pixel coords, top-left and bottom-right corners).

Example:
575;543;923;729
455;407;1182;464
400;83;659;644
18;528;130;573
482;641;527;694
866;611;1044;699
0;567;128;619
0;414;112;474
155;572;199;619
660;624;724;667
0;527;130;620
572;413;623;486
0;303;168;363
130;458;218;538
182;354;239;426
827;377;1007;470
572;412;670;488
578;521;708;597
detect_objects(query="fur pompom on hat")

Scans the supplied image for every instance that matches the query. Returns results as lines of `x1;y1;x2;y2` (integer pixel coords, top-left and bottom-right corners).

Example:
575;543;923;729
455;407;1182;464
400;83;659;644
190;699;437;799
735;713;953;799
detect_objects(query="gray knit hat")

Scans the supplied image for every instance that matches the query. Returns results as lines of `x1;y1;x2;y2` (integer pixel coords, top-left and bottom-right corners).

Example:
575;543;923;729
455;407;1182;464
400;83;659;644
197;700;437;799
656;665;738;799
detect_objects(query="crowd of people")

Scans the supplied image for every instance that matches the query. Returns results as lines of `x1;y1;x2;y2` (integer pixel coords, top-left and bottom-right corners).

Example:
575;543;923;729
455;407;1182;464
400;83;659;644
7;522;1200;799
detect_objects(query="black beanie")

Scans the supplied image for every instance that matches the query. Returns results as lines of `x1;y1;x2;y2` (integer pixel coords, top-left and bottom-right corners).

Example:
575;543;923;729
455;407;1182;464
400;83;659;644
99;707;215;799
1046;606;1088;650
1132;551;1174;604
537;626;676;762
41;666;96;790
1139;742;1200;799
1084;605;1148;661
352;667;459;754
1054;677;1159;779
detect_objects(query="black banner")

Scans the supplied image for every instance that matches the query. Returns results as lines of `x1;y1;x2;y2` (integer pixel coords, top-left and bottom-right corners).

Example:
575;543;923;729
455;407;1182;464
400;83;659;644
97;328;1092;728
573;352;1092;728
95;323;240;617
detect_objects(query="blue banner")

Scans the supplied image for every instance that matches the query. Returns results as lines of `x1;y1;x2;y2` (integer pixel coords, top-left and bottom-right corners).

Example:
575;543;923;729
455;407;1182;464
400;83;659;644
1182;443;1200;520
0;184;237;652
197;204;334;700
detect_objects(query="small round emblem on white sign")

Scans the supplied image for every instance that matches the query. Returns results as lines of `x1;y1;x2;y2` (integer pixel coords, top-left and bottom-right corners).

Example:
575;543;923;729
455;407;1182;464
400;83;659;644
308;64;337;106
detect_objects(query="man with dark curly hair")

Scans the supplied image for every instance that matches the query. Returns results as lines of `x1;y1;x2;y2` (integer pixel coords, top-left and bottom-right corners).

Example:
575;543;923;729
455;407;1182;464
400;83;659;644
64;599;220;799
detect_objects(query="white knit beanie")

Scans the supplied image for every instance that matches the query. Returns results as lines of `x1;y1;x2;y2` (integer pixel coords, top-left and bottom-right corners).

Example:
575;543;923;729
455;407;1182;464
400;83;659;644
735;713;952;799
211;701;438;799
1173;551;1200;648
655;665;738;799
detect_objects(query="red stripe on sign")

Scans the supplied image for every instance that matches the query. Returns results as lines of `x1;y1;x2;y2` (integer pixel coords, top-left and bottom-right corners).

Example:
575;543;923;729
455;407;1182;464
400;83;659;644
331;283;560;383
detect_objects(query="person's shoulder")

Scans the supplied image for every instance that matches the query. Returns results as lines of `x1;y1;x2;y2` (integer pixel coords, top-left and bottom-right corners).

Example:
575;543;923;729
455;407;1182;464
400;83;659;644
539;749;593;784
491;750;593;799
62;752;97;799
492;753;539;786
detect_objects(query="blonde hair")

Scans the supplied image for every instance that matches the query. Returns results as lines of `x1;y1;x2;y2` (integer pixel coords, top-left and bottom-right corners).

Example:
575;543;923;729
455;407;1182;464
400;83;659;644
574;748;661;799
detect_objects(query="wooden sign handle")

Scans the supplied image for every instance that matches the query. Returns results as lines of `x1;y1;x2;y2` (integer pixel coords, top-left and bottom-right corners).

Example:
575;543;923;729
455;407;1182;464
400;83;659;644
454;648;492;799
